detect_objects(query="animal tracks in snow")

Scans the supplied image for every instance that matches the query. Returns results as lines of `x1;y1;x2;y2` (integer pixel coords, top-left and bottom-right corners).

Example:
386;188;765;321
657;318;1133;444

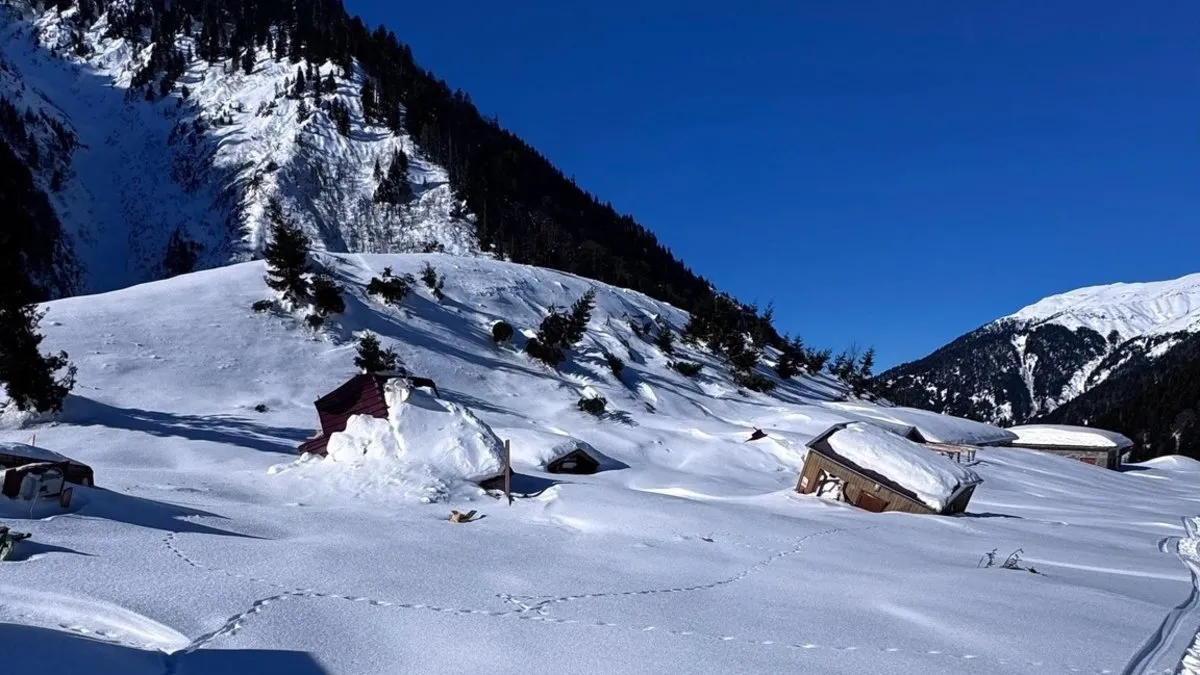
498;526;857;615
157;527;1120;673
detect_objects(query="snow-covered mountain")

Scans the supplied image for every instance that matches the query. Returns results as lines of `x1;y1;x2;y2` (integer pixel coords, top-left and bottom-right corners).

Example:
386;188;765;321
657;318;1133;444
0;0;475;296
880;272;1200;425
3;254;1199;674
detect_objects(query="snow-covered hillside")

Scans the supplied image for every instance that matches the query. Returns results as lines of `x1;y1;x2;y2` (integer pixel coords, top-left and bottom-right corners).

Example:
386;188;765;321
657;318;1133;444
1009;272;1200;339
2;254;1199;674
882;270;1200;426
0;1;476;296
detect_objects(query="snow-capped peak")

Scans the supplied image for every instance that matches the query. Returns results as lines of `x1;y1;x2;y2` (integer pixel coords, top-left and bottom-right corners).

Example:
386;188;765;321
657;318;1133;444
1006;272;1200;340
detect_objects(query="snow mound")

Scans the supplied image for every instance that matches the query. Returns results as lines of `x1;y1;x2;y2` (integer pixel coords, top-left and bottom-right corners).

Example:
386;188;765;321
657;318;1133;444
519;437;613;471
0;441;72;463
324;380;504;489
823;401;1017;446
1008;424;1133;449
823;423;981;511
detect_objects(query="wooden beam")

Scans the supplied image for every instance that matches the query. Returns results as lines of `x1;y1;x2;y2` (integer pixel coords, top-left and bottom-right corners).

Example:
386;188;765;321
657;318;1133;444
504;439;512;505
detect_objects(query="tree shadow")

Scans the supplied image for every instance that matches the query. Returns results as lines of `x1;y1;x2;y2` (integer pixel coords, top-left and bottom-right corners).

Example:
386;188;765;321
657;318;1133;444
61;396;311;455
4;539;94;562
72;487;260;538
0;622;328;674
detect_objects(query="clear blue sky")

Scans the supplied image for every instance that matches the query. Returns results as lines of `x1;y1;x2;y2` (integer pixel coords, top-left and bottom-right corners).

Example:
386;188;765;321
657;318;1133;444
347;0;1200;369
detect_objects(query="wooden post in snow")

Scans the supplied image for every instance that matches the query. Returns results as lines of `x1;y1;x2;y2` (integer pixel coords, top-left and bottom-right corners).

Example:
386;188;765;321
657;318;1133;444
504;439;512;506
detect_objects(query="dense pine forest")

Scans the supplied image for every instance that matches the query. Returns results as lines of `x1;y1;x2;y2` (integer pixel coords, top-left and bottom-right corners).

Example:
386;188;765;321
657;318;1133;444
1044;332;1200;461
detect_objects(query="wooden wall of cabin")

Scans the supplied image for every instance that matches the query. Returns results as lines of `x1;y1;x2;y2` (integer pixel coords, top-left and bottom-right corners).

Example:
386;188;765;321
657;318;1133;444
797;453;933;515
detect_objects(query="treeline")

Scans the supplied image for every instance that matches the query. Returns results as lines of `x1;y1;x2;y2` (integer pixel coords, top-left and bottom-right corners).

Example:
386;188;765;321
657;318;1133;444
1045;331;1200;461
47;0;771;345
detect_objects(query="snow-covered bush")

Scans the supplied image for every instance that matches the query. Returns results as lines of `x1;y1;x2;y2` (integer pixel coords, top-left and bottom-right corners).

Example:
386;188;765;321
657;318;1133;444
671;361;702;377
491;320;514;344
577;394;607;416
366;267;415;306
733;370;775;392
311;274;345;317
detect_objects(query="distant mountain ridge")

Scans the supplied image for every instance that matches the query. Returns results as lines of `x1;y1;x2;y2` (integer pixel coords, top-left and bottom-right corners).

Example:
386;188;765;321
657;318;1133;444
878;272;1200;434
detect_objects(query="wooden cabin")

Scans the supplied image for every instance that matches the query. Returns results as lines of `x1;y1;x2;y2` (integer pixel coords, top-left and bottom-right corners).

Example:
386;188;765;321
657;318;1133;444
547;447;601;474
1006;424;1130;470
0;442;93;488
298;372;439;456
797;424;980;516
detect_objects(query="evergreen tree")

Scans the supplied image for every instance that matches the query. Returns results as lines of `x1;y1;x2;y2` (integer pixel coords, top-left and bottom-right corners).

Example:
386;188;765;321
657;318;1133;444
655;326;675;355
565;288;596;346
0;237;75;414
354;332;398;373
310;273;345;316
163;229;201;277
292;66;306;97
852;347;876;396
374;148;412;204
262;199;310;306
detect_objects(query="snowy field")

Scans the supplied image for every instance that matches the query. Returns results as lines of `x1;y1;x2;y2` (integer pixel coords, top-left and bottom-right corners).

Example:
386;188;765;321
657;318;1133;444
2;254;1199;674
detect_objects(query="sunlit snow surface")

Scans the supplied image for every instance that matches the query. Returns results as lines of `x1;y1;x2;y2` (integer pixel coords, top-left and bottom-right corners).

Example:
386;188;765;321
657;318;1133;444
0;254;1196;674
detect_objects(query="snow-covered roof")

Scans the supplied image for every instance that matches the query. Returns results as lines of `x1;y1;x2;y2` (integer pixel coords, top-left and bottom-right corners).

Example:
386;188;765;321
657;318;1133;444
821;402;1017;446
515;437;608;470
812;423;982;512
1007;424;1133;450
0;441;73;464
323;381;505;485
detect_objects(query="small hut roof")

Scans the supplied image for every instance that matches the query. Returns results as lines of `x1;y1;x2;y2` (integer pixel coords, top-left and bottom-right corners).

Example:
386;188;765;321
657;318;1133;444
808;423;981;512
1007;424;1133;450
0;442;76;465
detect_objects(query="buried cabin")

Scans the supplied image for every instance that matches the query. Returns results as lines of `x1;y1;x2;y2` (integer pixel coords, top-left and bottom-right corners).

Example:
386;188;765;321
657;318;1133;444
298;371;438;456
797;423;981;515
1006;424;1131;470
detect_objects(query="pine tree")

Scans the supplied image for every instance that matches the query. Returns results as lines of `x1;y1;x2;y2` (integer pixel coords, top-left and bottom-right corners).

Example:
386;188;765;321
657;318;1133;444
354;332;398;373
310;273;345;316
292;66;306;97
262;199;310;306
374;149;412;205
0;238;75;413
852;347;876;396
565;288;596;346
655;326;675;355
163;229;201;277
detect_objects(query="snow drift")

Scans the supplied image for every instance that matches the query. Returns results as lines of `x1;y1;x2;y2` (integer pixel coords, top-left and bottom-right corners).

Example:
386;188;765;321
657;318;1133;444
823;423;981;511
320;379;504;494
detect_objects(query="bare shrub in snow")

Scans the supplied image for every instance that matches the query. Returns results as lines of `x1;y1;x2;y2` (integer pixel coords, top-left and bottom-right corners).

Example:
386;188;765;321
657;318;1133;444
251;299;273;313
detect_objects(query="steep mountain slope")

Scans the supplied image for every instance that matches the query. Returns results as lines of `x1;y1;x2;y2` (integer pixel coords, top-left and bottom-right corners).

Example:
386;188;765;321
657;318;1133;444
880;272;1200;426
1;255;1198;674
0;0;473;295
1045;329;1200;460
0;0;745;339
